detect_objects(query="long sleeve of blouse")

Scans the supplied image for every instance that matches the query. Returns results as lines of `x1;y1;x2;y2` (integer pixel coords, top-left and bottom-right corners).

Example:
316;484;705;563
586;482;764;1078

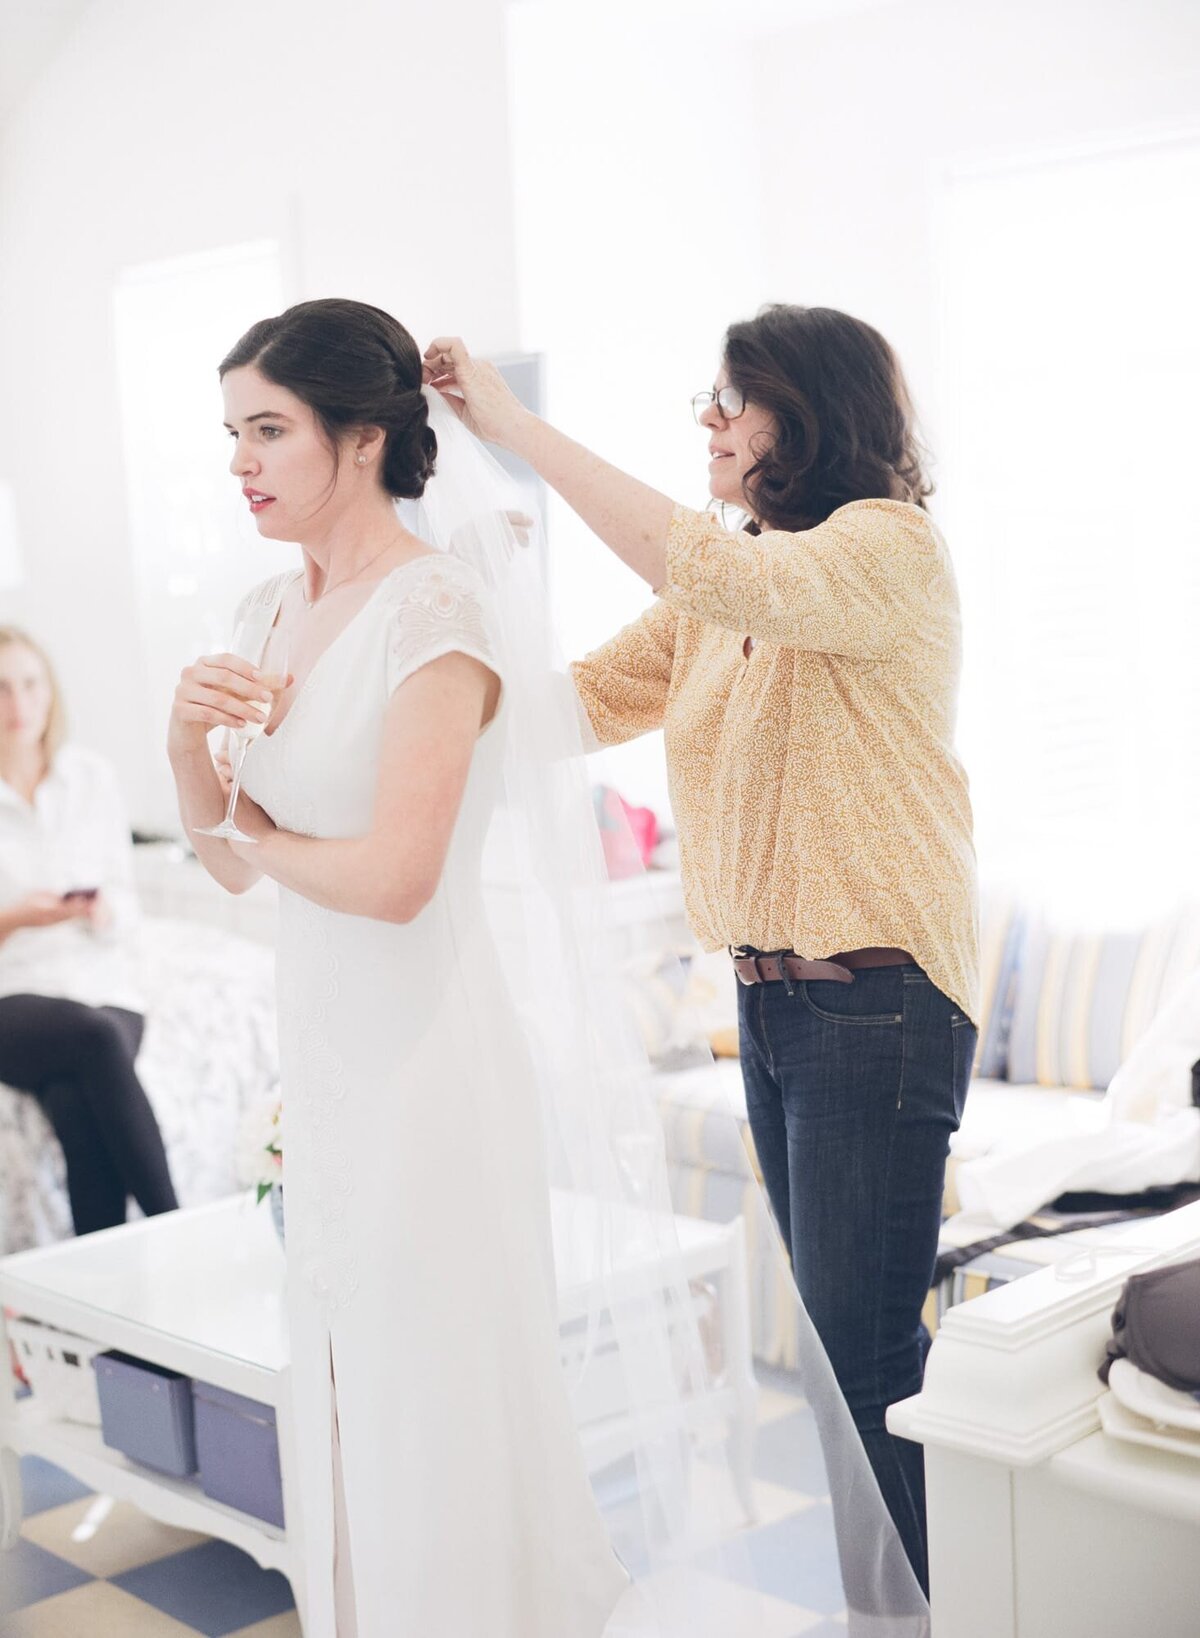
570;498;979;1023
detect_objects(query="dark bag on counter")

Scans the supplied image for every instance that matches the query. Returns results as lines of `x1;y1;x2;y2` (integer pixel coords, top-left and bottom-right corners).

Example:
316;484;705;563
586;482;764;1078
1099;1253;1200;1393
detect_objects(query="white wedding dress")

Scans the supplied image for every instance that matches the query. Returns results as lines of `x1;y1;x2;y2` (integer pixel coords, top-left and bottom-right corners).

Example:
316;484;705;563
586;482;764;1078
236;556;629;1637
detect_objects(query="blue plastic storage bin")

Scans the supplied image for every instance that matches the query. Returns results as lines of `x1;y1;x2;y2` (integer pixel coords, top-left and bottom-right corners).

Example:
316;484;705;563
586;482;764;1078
192;1380;286;1528
93;1351;197;1477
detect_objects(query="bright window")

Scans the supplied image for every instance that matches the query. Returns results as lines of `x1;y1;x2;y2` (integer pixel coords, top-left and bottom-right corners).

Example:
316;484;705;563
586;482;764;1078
112;240;291;832
937;138;1200;924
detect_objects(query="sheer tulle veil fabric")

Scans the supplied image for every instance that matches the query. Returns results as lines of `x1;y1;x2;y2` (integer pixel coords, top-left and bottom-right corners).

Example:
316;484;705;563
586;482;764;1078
398;387;930;1637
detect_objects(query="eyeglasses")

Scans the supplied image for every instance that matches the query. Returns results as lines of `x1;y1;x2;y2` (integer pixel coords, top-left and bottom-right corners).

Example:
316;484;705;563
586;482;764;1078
691;385;745;425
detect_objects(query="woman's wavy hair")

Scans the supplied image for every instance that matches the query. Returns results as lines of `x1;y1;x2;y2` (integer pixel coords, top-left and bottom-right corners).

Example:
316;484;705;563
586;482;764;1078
722;304;932;532
219;298;436;500
0;627;66;764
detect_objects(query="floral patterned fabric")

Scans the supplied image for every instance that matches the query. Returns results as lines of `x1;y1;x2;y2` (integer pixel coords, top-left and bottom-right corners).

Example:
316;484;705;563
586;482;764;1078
0;916;278;1254
572;499;980;1023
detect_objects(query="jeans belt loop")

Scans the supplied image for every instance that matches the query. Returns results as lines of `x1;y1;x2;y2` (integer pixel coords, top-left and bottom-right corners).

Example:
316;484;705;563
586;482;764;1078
774;950;797;998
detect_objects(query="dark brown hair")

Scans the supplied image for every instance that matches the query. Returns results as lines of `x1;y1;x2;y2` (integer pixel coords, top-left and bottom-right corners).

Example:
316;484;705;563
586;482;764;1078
722;304;932;531
219;298;436;500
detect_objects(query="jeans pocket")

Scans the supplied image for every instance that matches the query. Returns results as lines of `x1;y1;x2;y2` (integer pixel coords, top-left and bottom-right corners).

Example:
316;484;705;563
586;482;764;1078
798;971;904;1027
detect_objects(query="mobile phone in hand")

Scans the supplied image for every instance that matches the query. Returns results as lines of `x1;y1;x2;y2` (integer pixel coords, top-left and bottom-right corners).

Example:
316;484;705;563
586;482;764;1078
62;887;99;903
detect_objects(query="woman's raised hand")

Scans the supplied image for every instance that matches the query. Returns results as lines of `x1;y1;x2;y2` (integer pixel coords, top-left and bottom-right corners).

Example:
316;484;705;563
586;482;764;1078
422;337;532;450
168;654;277;753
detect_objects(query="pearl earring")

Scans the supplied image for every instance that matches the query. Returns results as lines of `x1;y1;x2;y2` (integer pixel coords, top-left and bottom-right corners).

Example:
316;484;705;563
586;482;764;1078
356;455;366;465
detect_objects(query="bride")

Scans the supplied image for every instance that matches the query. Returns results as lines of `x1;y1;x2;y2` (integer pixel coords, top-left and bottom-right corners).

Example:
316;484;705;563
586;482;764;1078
167;297;628;1636
167;298;929;1637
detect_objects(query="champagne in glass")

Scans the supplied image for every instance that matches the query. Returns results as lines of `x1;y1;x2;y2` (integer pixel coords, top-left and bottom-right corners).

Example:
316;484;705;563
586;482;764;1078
196;617;289;844
234;624;290;745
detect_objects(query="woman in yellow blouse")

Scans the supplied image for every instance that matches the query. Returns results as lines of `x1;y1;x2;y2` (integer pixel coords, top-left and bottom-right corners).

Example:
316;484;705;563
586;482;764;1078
424;305;978;1594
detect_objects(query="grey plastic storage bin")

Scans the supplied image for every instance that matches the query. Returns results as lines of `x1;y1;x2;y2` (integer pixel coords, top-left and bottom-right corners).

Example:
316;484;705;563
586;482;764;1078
93;1351;197;1477
192;1380;286;1528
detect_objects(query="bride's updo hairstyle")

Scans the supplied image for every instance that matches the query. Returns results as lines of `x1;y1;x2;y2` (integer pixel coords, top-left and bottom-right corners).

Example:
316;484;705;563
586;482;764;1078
219;298;436;500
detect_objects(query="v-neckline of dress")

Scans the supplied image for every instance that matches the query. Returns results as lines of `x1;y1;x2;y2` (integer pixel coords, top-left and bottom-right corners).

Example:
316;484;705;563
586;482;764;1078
262;556;435;741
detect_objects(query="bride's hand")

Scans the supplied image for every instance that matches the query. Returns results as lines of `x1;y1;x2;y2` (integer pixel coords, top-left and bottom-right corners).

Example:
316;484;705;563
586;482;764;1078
169;654;274;759
422;338;533;450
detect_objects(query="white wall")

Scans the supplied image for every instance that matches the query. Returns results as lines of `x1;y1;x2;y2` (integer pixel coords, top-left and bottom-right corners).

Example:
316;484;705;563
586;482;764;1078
752;0;1200;487
0;0;520;826
509;3;771;816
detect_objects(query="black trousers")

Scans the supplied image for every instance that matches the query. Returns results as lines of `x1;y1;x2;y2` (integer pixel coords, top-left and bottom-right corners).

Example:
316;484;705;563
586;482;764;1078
0;994;179;1235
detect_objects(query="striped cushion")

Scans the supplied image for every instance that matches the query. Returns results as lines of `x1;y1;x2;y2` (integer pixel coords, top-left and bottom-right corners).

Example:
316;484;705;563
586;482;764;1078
1007;905;1200;1091
974;891;1025;1079
655;1059;755;1177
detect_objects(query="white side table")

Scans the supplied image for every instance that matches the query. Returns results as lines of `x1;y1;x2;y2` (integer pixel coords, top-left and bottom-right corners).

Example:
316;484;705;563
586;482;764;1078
0;1197;304;1619
890;1201;1200;1638
2;1192;757;1632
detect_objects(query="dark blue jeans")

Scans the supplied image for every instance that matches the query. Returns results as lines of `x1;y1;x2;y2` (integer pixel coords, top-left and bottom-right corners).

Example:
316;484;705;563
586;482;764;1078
737;960;975;1596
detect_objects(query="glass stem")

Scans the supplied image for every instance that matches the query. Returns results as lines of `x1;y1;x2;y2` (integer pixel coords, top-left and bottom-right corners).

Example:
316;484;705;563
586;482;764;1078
224;737;250;829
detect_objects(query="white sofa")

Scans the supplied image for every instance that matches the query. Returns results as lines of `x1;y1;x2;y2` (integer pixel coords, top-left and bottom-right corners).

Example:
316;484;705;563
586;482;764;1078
0;916;279;1255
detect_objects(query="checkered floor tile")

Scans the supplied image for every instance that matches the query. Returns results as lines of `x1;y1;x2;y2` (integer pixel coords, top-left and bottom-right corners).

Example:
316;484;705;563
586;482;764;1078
6;1364;838;1634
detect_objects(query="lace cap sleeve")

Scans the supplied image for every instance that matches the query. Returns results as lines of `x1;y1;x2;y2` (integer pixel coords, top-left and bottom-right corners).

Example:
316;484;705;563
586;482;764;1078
232;570;301;632
383;555;502;697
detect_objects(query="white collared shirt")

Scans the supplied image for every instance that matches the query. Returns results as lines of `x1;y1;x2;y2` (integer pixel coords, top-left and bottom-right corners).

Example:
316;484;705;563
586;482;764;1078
0;744;142;1012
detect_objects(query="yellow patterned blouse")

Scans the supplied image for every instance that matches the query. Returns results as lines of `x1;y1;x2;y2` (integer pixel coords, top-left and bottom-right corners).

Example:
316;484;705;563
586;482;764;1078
570;499;980;1023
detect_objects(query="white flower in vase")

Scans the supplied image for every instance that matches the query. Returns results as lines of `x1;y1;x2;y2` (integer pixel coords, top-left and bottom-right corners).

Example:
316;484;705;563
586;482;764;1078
257;1099;283;1205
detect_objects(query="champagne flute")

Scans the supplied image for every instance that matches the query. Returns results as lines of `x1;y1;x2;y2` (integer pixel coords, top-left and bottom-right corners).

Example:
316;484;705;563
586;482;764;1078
196;617;290;844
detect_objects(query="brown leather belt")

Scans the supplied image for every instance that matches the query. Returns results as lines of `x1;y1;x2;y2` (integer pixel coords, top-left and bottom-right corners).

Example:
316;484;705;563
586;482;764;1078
730;946;913;987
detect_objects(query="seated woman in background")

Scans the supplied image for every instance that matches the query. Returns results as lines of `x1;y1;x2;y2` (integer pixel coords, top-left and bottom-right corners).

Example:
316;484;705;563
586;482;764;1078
0;626;177;1235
